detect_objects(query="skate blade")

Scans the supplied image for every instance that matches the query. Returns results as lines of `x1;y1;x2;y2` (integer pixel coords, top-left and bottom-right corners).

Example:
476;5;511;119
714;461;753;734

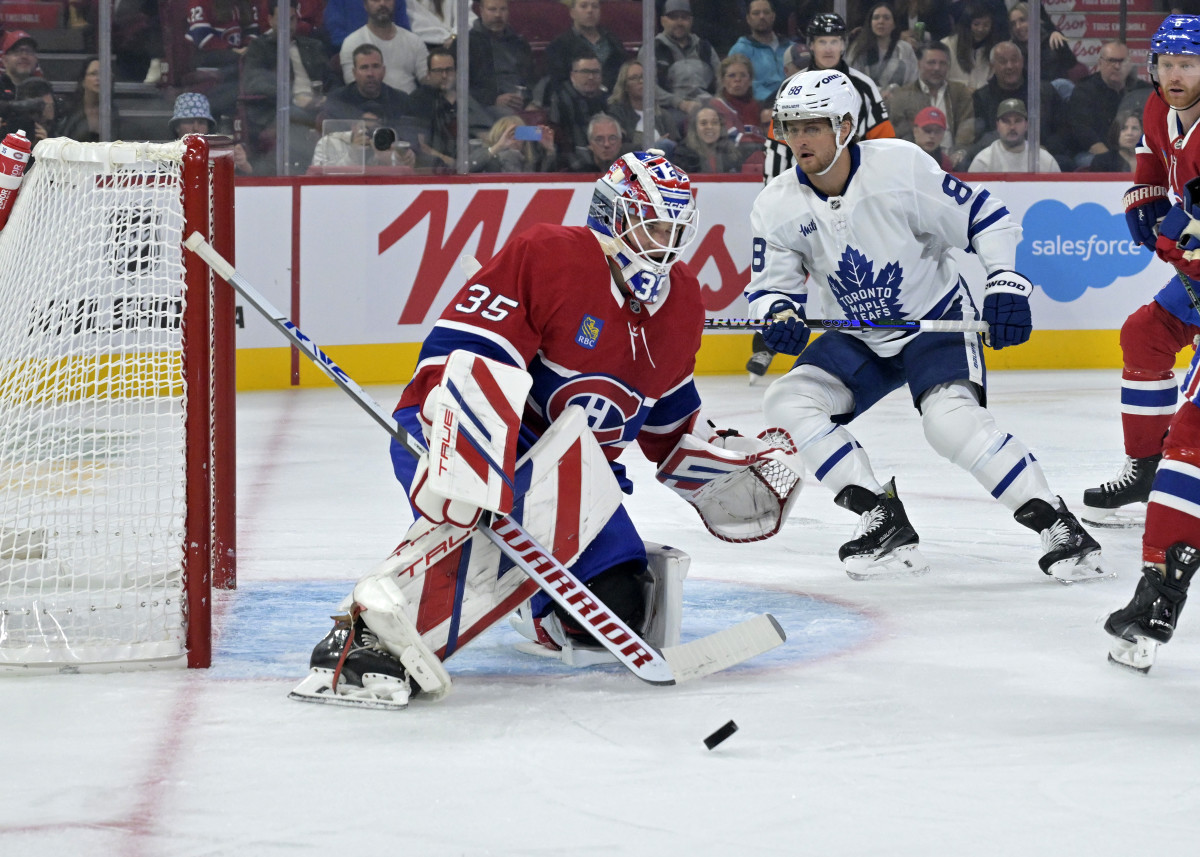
844;544;931;581
287;668;410;710
514;640;619;666
1081;504;1146;529
1107;636;1156;673
1049;550;1116;585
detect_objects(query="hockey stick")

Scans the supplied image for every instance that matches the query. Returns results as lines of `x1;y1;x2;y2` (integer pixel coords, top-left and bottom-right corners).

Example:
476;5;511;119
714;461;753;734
185;233;785;685
704;317;989;333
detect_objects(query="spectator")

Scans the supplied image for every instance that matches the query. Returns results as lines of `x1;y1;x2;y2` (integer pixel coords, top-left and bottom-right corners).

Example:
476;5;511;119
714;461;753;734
0;31;39;99
546;52;611;155
948;0;1009;42
971;40;1069;167
183;0;260;116
311;108;418;167
1066;41;1151;169
112;0;165;83
641;0;722;115
544;0;628;94
9;78;56;141
968;97;1059;172
322;0;412;51
911;105;955;169
564;112;624;172
1087;109;1140;173
168;91;254;175
728;0;791;103
242;0;337;172
325;44;415;124
1007;2;1081;88
467;115;557;172
846;2;918;94
58;58;120;142
408;0;475;47
670;104;745;173
890;0;953;44
468;0;536;120
606;59;678;151
888;40;974;168
711;54;761;134
943;2;998;91
340;0;429;94
408;46;492;169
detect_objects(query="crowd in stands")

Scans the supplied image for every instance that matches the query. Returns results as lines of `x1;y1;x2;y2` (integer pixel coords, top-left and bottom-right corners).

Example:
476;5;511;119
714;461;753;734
0;0;1164;175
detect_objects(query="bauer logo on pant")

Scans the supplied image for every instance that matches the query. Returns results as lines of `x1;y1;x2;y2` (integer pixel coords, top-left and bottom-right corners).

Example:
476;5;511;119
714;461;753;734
575;314;604;348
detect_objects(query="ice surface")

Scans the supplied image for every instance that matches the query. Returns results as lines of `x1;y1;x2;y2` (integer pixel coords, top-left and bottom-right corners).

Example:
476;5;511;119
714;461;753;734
2;370;1197;856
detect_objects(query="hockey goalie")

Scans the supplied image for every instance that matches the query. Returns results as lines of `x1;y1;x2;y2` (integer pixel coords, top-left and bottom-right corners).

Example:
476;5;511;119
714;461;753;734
289;152;804;709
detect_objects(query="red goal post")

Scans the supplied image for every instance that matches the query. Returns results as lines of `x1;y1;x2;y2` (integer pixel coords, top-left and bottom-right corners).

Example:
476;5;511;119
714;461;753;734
0;136;236;671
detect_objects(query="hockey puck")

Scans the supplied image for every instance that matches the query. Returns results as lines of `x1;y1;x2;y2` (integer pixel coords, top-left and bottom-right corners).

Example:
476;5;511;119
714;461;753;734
703;720;738;750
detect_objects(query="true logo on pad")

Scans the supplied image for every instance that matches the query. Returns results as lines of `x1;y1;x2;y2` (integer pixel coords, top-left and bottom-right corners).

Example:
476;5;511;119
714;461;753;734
575;315;603;348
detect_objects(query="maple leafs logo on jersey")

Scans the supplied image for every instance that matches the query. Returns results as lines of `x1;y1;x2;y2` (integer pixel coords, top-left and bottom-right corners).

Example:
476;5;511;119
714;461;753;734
826;247;904;319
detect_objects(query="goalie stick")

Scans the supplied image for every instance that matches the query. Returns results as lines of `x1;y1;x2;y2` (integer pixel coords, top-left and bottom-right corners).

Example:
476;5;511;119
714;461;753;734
703;317;989;333
185;233;786;685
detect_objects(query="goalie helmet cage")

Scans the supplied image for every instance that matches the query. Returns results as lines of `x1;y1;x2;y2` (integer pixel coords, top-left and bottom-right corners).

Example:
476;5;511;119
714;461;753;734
0;136;236;673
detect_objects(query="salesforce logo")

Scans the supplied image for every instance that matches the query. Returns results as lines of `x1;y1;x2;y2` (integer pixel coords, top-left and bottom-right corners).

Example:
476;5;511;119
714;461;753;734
1016;200;1154;302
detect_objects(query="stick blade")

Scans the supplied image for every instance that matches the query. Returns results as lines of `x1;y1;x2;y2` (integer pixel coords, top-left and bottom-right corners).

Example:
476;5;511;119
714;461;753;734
660;614;785;683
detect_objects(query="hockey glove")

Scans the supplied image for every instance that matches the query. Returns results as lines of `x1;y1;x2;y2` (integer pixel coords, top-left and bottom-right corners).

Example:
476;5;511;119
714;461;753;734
982;271;1033;349
761;300;810;356
409;453;484;529
1124;184;1170;247
1156;196;1200;280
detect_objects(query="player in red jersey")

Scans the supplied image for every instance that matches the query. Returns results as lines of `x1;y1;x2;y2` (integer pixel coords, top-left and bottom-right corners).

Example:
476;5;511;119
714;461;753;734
288;151;803;708
1106;15;1200;672
1084;15;1200;529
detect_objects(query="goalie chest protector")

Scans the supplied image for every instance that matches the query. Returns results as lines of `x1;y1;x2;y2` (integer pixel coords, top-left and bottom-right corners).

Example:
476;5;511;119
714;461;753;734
401;224;706;455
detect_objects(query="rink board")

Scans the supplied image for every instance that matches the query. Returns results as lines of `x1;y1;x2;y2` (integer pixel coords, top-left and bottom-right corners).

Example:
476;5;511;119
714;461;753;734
228;175;1169;390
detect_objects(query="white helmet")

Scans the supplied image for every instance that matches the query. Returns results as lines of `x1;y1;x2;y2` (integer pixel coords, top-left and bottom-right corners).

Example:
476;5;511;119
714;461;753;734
773;70;860;175
587;151;698;304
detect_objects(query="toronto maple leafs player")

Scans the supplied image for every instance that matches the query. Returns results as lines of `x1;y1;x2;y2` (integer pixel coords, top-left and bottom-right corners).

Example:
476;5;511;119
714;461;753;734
288;151;803;708
745;69;1107;583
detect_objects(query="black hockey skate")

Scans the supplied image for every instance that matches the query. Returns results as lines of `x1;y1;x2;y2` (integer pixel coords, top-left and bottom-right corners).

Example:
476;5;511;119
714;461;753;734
1105;542;1200;673
834;478;929;580
1014;497;1110;583
288;614;412;710
746;333;775;384
1081;454;1160;528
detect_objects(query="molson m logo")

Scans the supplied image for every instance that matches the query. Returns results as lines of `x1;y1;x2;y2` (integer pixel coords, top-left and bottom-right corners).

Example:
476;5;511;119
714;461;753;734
379;187;749;325
1016;200;1155;301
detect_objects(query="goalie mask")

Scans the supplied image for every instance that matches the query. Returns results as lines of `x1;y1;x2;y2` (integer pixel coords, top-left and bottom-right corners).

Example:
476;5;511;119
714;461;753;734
587;151;699;304
1150;14;1200;109
773;69;860;176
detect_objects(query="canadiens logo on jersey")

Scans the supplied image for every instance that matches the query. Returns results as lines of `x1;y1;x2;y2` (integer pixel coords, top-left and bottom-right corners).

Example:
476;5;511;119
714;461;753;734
575;314;604;348
827;246;904;318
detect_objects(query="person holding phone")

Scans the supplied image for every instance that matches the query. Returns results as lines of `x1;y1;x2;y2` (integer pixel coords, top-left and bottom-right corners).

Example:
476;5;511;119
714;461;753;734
468;115;557;172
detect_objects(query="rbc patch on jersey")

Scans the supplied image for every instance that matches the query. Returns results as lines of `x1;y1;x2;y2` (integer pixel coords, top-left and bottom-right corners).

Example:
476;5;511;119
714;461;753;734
575;314;604;348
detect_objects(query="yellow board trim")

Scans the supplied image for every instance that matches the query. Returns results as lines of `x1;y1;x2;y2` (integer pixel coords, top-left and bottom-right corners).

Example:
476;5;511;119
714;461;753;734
233;330;1194;390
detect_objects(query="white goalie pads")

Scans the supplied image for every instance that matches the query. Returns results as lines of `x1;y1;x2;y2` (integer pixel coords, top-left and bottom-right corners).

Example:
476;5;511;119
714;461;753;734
420;350;532;516
347;406;623;698
656;428;805;542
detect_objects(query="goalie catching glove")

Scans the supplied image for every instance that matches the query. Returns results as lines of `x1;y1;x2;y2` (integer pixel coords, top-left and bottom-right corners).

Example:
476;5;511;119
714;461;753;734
410;351;532;528
656;425;805;542
981;271;1033;349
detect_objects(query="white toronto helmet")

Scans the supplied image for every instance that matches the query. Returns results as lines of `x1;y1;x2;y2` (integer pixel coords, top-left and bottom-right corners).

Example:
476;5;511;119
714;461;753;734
587;150;699;304
773;69;860;175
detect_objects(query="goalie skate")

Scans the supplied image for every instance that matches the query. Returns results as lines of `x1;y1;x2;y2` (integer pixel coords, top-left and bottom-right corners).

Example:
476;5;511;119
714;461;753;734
1081;455;1159;529
288;615;413;711
1014;497;1111;584
835;478;930;580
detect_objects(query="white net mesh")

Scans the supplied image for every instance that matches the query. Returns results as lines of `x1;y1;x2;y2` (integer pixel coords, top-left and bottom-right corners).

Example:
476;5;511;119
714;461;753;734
0;140;194;668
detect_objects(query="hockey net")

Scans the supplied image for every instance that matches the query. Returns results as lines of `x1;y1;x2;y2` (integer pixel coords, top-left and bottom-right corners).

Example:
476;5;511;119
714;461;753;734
0;137;236;672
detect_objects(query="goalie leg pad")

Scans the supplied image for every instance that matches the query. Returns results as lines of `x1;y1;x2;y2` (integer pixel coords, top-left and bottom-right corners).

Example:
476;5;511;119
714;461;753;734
920;381;1055;512
642;542;689;648
352;574;454;700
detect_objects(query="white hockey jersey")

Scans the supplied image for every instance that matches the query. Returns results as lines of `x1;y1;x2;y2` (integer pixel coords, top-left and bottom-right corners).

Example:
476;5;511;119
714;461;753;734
746;138;1022;357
